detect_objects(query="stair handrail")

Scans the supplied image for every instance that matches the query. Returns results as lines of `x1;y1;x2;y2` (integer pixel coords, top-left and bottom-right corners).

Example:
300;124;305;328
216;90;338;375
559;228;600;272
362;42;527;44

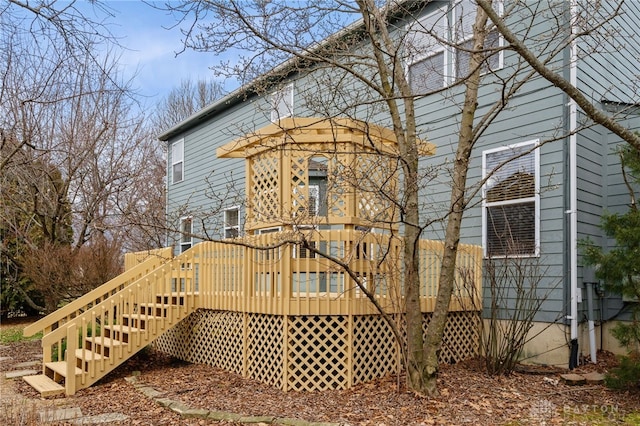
24;247;173;337
40;247;197;347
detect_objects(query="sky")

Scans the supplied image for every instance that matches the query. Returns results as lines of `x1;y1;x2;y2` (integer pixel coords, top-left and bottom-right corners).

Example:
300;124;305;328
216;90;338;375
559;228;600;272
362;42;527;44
91;1;233;104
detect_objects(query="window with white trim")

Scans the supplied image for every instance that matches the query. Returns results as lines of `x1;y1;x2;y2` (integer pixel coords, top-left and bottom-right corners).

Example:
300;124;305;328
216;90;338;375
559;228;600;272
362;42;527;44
483;140;539;257
453;0;502;81
406;7;448;93
270;84;294;122
180;216;192;252
171;139;184;184
224;207;240;239
293;185;320;217
406;1;503;93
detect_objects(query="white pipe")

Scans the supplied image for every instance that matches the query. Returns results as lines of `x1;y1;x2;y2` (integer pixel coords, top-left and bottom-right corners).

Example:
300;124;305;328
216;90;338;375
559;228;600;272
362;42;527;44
568;0;579;345
586;282;597;363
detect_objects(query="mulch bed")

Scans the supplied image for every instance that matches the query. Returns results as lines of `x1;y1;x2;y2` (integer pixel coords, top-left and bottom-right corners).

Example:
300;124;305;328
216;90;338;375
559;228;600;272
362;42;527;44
2;317;639;425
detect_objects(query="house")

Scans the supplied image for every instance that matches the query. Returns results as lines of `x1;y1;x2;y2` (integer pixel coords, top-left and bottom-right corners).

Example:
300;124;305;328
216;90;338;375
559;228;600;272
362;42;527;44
22;0;640;396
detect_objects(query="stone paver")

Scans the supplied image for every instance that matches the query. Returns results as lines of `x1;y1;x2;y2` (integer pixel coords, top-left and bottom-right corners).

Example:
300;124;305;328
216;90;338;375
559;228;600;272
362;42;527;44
560;373;587;386
70;413;129;424
584;372;605;385
39;407;83;423
5;369;38;378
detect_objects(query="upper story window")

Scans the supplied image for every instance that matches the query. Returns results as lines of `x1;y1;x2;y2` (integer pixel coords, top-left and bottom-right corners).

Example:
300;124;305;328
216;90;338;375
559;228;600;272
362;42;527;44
270;84;294;122
453;0;502;81
483;140;539;257
224;207;240;239
172;139;184;184
406;7;448;93
406;0;503;94
180;216;192;252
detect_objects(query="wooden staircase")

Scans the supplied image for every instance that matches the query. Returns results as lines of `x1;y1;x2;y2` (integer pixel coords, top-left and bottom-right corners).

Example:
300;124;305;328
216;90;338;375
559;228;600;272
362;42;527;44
22;248;199;396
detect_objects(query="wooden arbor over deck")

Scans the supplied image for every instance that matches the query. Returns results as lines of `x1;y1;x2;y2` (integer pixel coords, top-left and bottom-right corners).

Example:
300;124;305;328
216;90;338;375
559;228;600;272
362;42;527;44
217;117;435;233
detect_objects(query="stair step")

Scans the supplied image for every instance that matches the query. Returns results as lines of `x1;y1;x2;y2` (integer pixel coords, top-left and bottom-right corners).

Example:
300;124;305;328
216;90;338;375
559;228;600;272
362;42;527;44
75;349;105;362
23;374;65;397
45;361;82;378
103;324;141;343
121;314;160;328
155;292;198;305
85;337;124;347
104;324;141;333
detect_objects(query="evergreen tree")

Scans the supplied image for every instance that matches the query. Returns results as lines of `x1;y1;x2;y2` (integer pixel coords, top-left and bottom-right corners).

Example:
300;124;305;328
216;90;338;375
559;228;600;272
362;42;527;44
584;141;640;388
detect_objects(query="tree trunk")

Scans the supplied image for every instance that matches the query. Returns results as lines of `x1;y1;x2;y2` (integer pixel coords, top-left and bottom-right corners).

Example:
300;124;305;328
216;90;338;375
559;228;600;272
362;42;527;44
421;5;489;396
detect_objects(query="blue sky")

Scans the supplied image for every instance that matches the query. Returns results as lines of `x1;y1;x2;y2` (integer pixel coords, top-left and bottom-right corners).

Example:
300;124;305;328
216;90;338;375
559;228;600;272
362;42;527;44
95;1;230;104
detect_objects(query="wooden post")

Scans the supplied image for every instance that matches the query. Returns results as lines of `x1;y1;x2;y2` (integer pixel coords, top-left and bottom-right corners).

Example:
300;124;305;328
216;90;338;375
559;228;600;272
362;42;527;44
66;323;77;396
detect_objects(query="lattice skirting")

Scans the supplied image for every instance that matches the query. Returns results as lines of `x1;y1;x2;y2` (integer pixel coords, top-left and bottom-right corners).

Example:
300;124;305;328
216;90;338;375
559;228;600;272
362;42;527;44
154;309;480;391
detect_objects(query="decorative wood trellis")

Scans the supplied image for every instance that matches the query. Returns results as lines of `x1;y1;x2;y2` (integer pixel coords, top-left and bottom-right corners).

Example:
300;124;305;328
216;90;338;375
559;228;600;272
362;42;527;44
155;309;481;392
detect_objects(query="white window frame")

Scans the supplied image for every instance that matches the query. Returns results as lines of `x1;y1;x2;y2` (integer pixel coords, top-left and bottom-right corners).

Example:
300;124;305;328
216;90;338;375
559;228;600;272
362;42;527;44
180;216;193;252
451;0;504;83
255;226;282;235
405;7;448;93
171;139;184;184
482;140;540;258
223;206;241;239
406;1;504;92
270;84;294;122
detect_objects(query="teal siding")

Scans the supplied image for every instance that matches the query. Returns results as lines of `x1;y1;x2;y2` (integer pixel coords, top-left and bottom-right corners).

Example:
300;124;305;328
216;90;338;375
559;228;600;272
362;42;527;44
577;1;640;105
165;97;271;248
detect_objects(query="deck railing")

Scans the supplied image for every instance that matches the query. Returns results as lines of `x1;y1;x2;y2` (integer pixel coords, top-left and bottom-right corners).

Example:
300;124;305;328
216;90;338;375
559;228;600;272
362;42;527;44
23;232;481;395
193;230;482;316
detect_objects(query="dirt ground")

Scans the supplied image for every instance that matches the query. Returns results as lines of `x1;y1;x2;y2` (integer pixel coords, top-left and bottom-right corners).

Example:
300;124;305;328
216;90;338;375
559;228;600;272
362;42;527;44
1;317;639;425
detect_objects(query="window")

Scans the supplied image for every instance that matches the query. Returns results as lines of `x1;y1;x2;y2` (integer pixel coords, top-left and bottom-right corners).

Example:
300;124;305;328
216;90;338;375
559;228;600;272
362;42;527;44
224;207;240;239
483;141;539;257
294;241;317;259
180;216;192;252
406;8;447;93
270;84;294;122
307;185;320;216
406;1;503;93
453;0;502;81
293;185;320;217
172;139;184;184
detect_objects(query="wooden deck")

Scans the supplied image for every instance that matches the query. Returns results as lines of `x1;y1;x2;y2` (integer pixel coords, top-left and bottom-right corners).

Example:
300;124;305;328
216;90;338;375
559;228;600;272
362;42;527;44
22;231;481;395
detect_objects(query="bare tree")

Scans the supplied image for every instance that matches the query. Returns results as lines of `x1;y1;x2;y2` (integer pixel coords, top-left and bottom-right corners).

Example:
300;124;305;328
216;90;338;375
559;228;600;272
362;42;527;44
158;0;507;395
152;78;226;131
1;3;162;312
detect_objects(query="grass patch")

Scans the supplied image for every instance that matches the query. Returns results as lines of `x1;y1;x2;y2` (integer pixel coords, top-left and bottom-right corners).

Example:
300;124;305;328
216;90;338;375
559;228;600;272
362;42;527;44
0;326;42;344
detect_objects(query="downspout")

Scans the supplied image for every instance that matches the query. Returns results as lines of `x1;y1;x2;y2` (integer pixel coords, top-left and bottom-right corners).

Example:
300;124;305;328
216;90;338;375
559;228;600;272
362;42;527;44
567;0;580;367
586;282;597;363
